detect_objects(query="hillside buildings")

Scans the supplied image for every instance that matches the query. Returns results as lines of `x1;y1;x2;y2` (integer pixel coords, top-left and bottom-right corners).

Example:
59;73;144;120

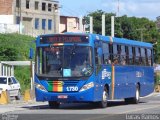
0;0;59;36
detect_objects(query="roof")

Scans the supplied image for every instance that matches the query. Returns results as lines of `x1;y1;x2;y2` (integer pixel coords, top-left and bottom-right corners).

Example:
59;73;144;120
0;61;31;66
60;15;79;19
0;76;14;78
38;33;153;48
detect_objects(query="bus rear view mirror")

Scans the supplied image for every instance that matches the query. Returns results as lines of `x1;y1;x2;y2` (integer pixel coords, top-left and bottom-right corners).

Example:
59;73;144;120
29;48;34;59
97;48;103;57
95;41;102;48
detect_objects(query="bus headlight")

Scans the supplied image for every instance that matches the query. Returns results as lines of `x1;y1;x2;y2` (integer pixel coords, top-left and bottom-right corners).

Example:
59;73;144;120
35;83;47;92
79;82;94;92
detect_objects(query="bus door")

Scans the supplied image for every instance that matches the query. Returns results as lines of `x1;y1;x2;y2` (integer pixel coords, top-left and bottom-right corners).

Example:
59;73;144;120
94;43;104;99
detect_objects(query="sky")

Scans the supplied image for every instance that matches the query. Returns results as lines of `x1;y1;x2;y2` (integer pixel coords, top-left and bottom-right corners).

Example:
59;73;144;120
59;0;160;21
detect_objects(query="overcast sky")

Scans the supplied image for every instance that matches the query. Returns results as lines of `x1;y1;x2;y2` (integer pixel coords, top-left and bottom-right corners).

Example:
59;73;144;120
59;0;160;21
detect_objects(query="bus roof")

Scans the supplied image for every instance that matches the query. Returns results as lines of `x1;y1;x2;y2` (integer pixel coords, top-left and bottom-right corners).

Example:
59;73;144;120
38;33;153;48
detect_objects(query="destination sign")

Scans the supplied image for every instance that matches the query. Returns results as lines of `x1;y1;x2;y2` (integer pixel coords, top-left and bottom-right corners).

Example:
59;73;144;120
40;35;89;44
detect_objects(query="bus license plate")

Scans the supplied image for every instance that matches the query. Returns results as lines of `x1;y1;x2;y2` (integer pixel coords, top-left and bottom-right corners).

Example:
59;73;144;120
58;95;68;99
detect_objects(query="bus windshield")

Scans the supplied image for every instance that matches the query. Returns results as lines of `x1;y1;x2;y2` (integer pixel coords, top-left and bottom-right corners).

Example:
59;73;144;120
36;45;93;78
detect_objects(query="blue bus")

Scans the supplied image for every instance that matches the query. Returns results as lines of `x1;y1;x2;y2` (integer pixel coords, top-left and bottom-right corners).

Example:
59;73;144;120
34;33;154;108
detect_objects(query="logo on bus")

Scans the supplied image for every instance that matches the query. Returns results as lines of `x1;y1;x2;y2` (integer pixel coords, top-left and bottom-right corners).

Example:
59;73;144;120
136;71;143;78
102;69;111;80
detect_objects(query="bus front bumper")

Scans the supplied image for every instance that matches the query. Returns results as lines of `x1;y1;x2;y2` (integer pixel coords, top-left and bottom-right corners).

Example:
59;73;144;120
35;88;96;102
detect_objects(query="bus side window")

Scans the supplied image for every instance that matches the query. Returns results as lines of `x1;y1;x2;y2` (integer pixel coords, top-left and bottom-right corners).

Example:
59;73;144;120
95;48;102;65
109;43;113;63
128;46;133;65
145;48;149;66
102;42;111;64
120;45;126;65
141;48;146;66
132;47;135;65
147;49;152;66
135;47;140;65
113;44;119;64
125;46;129;65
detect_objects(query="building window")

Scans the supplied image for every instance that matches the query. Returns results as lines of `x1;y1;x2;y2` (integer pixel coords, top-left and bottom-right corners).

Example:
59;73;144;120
42;3;46;11
35;18;39;29
16;0;20;8
42;19;46;30
26;0;30;9
16;16;20;24
35;1;39;10
48;19;52;30
54;4;58;12
48;3;52;12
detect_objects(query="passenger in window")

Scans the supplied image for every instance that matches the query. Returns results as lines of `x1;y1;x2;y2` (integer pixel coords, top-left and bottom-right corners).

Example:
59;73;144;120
148;59;152;66
104;59;111;64
121;59;126;65
113;58;118;65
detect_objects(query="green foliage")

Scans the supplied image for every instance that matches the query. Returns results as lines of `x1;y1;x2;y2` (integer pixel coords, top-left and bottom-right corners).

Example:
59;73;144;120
0;33;35;61
14;66;31;94
85;10;160;63
0;33;35;93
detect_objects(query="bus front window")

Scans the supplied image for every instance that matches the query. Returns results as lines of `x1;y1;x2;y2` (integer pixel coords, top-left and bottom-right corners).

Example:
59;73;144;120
36;46;93;78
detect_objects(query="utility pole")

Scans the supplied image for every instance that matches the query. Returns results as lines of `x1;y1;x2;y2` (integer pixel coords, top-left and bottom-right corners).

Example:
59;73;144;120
79;16;83;32
111;16;115;37
102;14;105;36
53;4;60;33
19;0;22;34
90;16;93;34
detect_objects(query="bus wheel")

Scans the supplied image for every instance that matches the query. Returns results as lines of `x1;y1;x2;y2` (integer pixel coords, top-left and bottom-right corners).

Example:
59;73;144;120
98;87;108;108
125;85;140;104
48;101;60;109
132;85;140;104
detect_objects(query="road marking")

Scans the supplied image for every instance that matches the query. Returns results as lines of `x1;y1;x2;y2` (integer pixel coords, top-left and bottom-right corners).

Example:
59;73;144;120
140;92;160;98
120;105;160;114
155;94;160;97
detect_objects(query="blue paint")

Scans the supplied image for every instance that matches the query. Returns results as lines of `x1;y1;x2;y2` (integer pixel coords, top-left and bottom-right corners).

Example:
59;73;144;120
34;33;154;104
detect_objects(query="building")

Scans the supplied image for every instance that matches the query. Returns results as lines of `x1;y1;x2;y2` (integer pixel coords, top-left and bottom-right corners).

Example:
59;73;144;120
59;16;85;33
0;0;59;36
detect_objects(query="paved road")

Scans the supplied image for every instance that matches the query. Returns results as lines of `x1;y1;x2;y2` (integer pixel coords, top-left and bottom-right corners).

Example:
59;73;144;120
0;92;160;120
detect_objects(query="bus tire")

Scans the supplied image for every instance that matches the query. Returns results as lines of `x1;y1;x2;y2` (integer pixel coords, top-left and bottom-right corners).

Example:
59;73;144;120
132;85;140;104
48;101;60;109
98;87;108;108
125;85;140;104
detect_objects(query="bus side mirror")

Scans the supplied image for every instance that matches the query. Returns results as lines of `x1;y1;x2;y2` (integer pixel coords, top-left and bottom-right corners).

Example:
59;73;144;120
97;48;102;57
29;48;34;59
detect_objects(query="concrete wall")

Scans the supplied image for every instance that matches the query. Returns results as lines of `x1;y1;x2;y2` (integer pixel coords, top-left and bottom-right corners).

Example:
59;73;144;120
67;17;79;32
59;17;67;33
0;15;19;33
0;15;14;24
0;23;19;33
0;0;59;36
59;16;80;33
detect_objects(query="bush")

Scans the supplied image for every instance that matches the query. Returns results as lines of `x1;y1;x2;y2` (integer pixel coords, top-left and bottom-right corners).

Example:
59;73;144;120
0;33;35;93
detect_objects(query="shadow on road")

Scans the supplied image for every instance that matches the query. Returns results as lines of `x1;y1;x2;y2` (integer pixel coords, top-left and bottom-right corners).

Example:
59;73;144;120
22;100;146;110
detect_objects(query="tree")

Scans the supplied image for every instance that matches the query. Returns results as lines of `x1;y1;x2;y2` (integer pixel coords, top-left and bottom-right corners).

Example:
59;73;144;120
85;10;160;63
